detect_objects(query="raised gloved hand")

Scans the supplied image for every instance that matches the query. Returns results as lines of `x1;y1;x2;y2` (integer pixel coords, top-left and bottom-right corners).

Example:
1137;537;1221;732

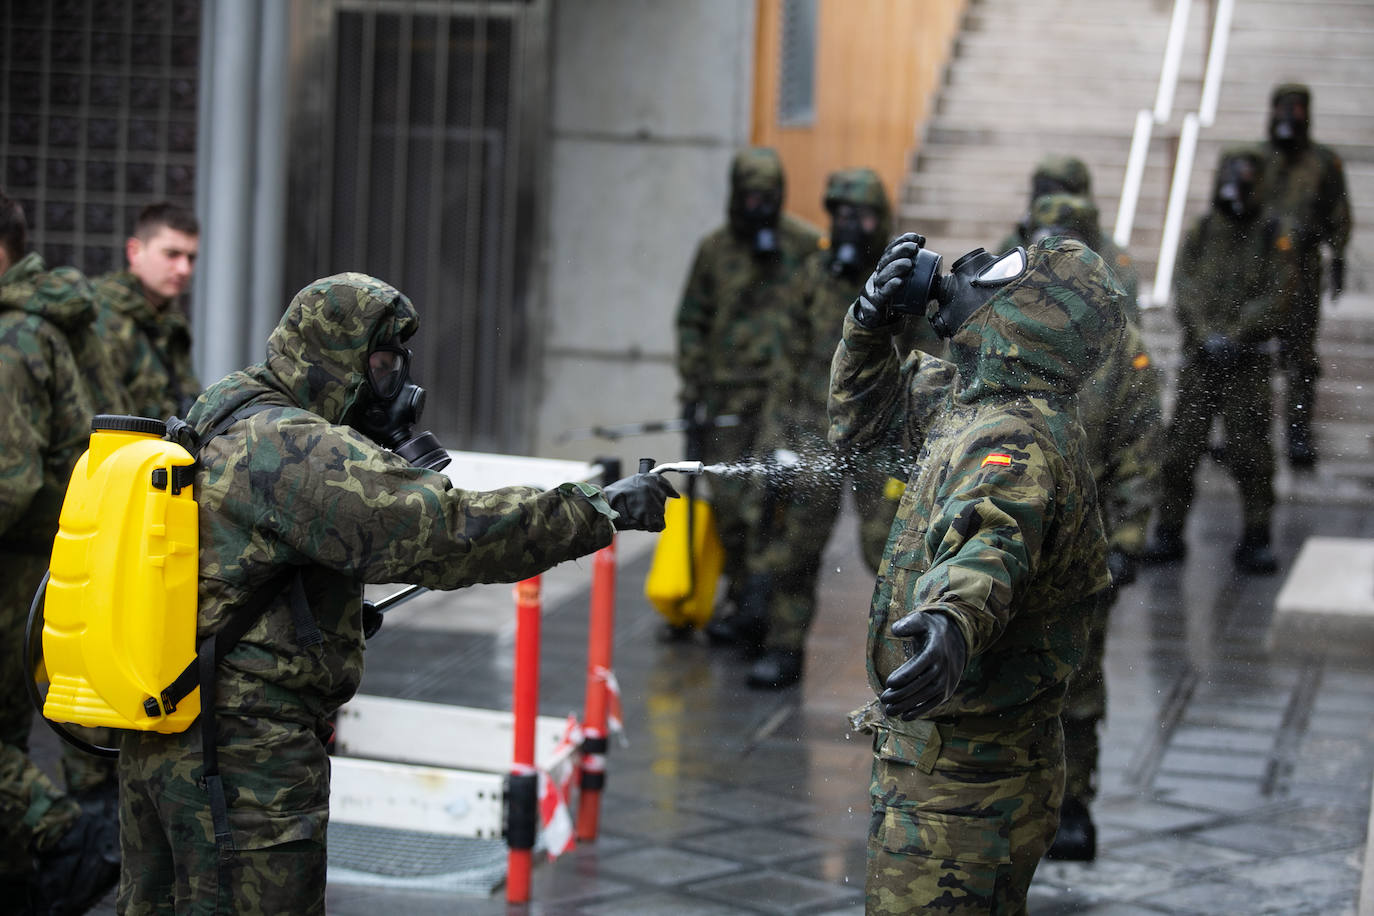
880;610;967;720
602;473;679;532
1331;256;1345;301
853;232;925;329
1106;547;1136;590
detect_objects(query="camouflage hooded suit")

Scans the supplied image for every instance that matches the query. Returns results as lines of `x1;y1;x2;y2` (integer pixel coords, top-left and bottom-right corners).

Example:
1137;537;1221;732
92;270;202;419
116;274;620;915
829;238;1121;913
0;253;127;879
675;148;821;601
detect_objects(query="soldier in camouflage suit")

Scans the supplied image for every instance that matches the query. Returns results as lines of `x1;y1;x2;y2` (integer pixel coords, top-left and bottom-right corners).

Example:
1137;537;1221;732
1257;84;1354;467
675;147;821;647
998;155;1139;309
92;201;202;419
830;232;1122;913
116;273;676;914
744;168;893;688
1142;148;1296;574
1026;195;1163;861
0;190;125;913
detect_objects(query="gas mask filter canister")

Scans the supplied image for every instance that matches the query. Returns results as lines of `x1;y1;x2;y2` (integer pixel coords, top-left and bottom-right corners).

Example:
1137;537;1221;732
353;344;451;472
890;245;1029;339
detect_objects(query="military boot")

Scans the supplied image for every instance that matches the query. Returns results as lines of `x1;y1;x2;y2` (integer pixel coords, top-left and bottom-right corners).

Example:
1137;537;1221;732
1045;796;1097;861
1234;529;1279;575
1140;524;1187;564
32;806;121;916
704;573;771;655
746;649;803;689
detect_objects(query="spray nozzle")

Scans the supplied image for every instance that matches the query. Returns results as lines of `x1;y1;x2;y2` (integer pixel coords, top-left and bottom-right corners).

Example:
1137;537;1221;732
639;458;705;476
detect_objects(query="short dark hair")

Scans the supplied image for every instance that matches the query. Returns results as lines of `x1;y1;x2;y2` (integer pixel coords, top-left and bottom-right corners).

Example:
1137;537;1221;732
0;189;28;265
131;201;199;240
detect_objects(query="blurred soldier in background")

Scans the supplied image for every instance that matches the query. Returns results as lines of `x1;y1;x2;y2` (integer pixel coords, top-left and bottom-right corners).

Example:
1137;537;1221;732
1142;148;1296;574
745;167;893;688
1258;83;1353;468
93;201;202;419
675;147;821;647
0;189;124;914
998;154;1139;308
832;231;1122;913
1027;194;1163;861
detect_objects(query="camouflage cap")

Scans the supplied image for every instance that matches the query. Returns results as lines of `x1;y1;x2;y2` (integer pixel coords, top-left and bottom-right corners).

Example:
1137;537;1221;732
1032;155;1092;198
730;147;785;195
950;237;1125;402
1270;82;1310;107
262;272;419;424
1028;193;1101;249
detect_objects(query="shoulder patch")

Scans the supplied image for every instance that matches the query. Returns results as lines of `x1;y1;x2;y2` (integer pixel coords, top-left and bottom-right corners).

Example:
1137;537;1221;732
1131;352;1151;370
1116;253;1132;268
1276;234;1293;252
981;452;1013;468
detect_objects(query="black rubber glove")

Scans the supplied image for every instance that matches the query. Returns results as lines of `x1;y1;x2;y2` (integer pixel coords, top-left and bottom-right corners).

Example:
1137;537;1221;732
880;610;967;720
602;473;679;532
681;400;705;461
1331;256;1345;300
853;232;925;329
1106;548;1136;590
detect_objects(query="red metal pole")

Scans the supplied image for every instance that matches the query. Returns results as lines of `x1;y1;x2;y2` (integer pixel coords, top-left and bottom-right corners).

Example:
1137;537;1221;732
575;537;617;840
506;575;542;904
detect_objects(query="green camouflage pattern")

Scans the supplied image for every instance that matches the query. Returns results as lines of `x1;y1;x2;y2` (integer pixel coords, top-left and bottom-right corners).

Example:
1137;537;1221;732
677;151;820;593
1004;191;1140;315
1156;199;1296;533
1062;318;1161;802
117;272;619;912
830;238;1120;911
1033;155;1092;197
0;253;112;875
1258;113;1353;439
92;270;202;419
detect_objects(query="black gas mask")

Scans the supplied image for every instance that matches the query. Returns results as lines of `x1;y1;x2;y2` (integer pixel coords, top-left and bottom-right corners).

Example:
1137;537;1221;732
828;203;882;278
1268;94;1310;152
350;343;451;471
730;188;782;256
890;245;1029;339
1213;156;1260;221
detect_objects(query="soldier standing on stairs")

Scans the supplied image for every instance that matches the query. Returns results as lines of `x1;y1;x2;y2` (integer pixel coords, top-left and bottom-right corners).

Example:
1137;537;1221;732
1257;83;1354;469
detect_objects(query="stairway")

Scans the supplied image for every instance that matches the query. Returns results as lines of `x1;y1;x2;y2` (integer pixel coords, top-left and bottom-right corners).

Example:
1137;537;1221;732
897;0;1374;500
898;0;1374;299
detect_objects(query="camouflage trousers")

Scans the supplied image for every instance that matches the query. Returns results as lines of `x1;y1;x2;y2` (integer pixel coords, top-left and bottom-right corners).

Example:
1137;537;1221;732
0;551;81;878
1156;354;1275;534
1061;594;1111;803
852;467;903;576
117;713;330;915
866;714;1064;914
700;404;766;598
748;473;841;652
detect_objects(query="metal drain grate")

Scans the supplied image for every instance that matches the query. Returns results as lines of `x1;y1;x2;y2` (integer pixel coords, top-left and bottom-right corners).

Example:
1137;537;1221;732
327;822;506;895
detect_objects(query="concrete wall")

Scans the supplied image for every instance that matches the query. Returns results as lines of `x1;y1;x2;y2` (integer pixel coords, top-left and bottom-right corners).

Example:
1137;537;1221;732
533;0;757;468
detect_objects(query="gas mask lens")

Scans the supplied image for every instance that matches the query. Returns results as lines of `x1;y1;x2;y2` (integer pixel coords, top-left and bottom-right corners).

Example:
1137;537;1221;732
973;248;1028;286
367;346;410;399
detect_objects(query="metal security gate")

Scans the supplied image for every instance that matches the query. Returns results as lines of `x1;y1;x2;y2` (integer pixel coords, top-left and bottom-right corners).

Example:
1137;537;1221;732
0;0;201;276
286;0;548;453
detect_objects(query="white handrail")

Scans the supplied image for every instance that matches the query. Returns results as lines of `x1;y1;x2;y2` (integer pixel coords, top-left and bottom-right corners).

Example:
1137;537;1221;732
1151;0;1236;305
1154;0;1195;122
1113;109;1156;249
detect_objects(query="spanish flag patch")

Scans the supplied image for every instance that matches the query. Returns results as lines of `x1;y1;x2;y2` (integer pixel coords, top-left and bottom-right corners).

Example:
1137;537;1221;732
981;453;1013;468
1132;352;1151;370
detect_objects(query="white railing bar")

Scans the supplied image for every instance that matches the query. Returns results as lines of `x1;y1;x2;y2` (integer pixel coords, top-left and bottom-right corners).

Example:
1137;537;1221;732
1152;112;1201;307
1197;0;1235;127
1154;0;1194;123
1114;109;1156;249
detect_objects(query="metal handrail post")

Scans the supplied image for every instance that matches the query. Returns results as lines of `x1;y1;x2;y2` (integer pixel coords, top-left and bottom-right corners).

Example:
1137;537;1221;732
1114;109;1156;249
1152;113;1201;307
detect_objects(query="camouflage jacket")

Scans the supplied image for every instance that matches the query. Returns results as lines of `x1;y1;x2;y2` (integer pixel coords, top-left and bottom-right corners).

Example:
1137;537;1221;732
184;273;618;724
1174;211;1296;351
830;238;1120;726
675;215;820;414
1077;319;1161;555
0;253;126;550
998;225;1140;316
1258;139;1353;265
92;270;201;419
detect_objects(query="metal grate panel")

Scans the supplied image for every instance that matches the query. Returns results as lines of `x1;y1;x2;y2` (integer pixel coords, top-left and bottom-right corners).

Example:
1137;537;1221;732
328;821;506;895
